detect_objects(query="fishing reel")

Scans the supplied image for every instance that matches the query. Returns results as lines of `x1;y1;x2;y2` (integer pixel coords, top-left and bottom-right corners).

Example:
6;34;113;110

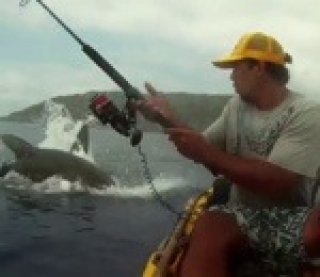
89;94;142;146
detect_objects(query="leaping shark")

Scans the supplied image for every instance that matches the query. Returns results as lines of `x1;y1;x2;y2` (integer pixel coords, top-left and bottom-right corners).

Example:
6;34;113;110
0;133;114;188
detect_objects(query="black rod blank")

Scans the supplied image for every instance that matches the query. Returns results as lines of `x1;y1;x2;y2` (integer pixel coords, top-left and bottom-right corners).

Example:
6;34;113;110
23;0;143;100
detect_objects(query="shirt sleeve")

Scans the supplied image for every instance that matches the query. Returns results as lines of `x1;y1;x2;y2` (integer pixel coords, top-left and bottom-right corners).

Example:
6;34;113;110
268;105;320;178
202;100;231;150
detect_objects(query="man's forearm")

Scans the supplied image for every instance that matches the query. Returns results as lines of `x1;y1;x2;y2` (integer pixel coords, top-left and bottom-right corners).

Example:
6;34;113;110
159;115;190;129
202;146;301;196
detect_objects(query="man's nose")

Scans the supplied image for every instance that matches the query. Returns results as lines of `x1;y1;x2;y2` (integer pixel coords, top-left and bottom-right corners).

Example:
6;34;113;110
230;69;235;81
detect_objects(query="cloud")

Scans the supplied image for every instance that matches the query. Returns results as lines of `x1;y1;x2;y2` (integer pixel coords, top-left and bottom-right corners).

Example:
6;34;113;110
0;0;320;116
0;63;116;116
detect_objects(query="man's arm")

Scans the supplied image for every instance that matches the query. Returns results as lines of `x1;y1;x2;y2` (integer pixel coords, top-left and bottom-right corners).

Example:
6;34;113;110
203;143;302;196
167;128;302;197
135;83;302;196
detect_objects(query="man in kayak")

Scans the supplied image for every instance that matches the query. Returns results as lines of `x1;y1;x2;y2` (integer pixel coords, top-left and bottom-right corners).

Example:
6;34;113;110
134;32;320;276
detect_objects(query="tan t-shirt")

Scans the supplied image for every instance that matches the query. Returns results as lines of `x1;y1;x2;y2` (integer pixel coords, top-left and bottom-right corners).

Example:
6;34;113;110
203;92;320;207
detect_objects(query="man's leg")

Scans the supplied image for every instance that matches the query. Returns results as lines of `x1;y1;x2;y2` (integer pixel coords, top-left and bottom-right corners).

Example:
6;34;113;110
303;206;320;276
178;210;250;277
304;206;320;258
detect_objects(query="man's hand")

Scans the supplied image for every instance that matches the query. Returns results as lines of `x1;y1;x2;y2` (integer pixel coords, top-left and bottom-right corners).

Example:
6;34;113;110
132;82;187;128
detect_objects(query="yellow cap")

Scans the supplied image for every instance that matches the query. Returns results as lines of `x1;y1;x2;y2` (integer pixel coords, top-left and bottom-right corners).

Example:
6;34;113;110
213;32;291;68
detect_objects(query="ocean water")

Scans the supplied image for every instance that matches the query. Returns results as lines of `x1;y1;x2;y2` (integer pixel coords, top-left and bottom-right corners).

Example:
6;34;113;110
0;105;213;276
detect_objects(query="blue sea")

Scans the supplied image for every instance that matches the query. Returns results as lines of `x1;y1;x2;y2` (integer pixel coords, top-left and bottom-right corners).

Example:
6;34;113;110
0;104;213;277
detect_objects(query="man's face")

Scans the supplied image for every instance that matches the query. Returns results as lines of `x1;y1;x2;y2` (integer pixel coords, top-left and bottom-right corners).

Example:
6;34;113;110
230;60;261;103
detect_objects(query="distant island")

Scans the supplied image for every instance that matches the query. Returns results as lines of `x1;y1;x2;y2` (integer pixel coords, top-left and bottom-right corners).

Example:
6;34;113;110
0;90;232;132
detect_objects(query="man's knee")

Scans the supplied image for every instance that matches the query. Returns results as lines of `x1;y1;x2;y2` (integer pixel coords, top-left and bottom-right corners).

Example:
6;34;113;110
191;210;247;252
304;207;320;258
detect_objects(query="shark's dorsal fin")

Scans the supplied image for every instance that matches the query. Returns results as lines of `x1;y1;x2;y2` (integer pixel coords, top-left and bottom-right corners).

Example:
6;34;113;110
0;134;35;159
70;124;89;154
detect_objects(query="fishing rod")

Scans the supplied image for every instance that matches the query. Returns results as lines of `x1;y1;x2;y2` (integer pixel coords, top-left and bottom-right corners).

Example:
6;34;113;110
20;0;143;146
20;0;142;101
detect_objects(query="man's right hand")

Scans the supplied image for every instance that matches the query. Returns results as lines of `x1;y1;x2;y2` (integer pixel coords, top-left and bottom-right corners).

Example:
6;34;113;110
132;82;186;128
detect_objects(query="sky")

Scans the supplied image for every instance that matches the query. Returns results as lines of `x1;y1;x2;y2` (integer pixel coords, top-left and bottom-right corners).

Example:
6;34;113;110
0;0;320;116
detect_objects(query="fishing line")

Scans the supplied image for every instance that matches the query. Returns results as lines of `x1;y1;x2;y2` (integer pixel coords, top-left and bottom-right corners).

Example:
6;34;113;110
137;145;183;218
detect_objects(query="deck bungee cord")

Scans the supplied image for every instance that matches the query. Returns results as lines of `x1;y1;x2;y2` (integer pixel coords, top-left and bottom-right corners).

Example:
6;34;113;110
19;0;183;218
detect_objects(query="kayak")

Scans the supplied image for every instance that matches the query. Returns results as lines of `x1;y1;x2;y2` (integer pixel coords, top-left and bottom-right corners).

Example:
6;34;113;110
142;177;320;277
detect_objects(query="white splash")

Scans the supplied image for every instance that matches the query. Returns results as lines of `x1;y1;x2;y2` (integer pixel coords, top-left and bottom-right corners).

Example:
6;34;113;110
99;174;186;198
38;100;94;162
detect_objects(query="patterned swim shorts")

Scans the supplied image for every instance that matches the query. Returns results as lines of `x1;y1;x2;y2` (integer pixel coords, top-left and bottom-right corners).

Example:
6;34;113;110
209;205;311;276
